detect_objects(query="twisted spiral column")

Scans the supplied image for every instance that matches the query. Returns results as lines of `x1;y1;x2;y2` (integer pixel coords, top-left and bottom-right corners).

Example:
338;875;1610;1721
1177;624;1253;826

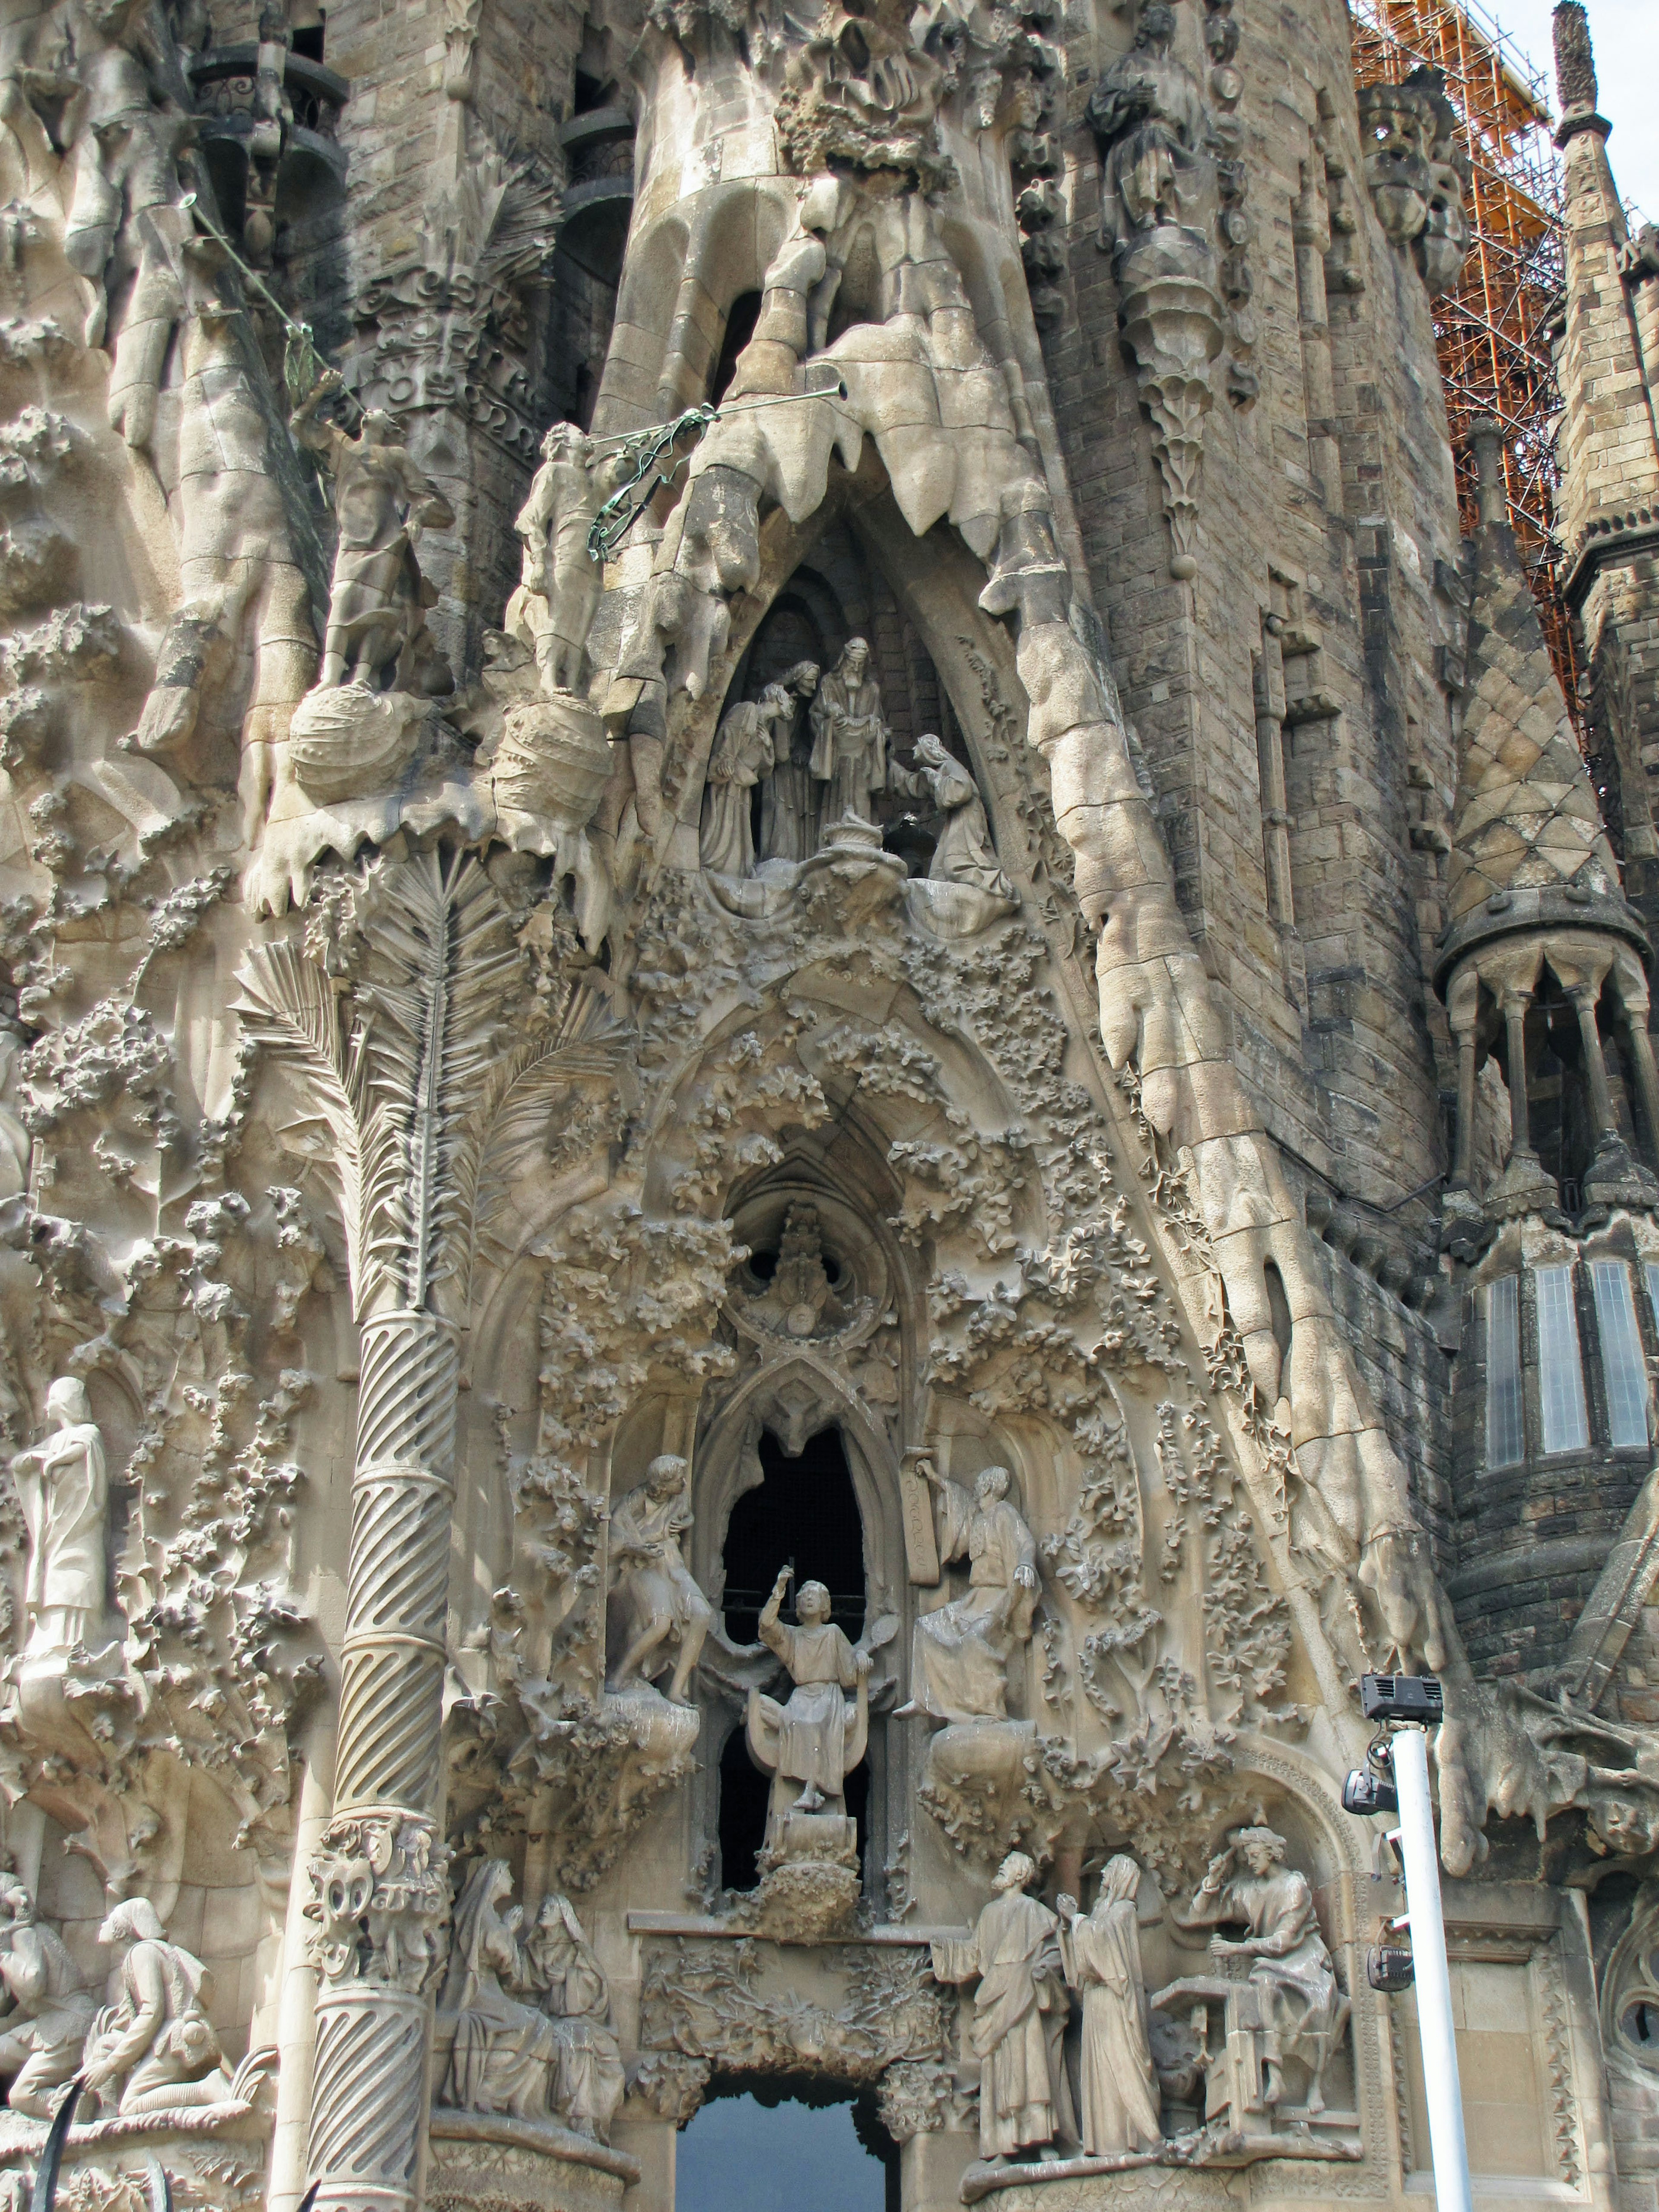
306;1309;460;2212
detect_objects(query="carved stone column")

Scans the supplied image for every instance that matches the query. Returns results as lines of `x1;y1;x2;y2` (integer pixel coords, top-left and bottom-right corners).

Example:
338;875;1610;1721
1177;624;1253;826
305;1308;459;2212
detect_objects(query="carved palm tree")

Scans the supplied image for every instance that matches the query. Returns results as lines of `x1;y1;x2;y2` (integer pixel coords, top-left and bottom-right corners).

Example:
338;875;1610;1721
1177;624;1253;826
237;850;624;2212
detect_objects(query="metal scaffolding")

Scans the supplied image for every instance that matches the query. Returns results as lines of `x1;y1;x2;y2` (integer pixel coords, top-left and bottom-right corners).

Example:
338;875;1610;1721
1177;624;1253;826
1350;0;1580;714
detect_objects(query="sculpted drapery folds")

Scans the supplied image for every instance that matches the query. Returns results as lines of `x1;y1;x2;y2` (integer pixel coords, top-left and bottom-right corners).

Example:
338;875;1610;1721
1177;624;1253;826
931;1851;1076;2163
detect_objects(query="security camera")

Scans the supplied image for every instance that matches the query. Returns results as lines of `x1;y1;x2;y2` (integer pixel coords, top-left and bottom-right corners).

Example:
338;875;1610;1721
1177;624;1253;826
1342;1767;1399;1816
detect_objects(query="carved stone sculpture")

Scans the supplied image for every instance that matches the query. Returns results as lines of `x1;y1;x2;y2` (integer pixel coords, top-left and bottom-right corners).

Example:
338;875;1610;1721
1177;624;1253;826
900;1465;1040;1725
440;1858;566;2120
292;369;455;694
1087;0;1224;577
505;424;613;697
889;737;1014;901
931;1850;1076;2164
749;1569;871;1826
525;1895;626;2142
809;638;890;835
81;1899;239;2116
11;1376;107;1663
1057;1859;1163;2157
0;1875;95;2119
1160;1826;1348;2116
757;661;823;864
1357;70;1471;295
700;686;792;877
604;1455;714;1705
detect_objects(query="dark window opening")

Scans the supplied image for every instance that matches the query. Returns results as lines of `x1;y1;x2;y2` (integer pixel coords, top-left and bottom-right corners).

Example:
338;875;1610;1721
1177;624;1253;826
711;291;763;405
721;1427;866;1643
677;2075;899;2211
718;1724;772;1893
573;70;608;112
291;22;325;60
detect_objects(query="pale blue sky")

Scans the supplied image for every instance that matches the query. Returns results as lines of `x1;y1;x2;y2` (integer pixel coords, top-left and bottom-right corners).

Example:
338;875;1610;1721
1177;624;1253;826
1487;0;1658;223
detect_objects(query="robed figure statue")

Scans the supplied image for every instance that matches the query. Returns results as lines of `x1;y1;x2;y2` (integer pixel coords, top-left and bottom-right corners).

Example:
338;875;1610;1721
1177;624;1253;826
808;637;888;830
1058;1857;1164;2156
932;1851;1075;2164
899;1464;1039;1723
746;1570;871;1839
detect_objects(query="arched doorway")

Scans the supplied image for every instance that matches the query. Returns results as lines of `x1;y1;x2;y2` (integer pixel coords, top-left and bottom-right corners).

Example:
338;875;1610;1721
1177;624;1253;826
717;1426;871;1891
676;2077;899;2211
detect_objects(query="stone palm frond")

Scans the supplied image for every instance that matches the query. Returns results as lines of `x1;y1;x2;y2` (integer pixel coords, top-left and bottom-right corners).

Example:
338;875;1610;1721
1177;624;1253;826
454;979;631;1307
234;938;368;1304
352;849;521;1315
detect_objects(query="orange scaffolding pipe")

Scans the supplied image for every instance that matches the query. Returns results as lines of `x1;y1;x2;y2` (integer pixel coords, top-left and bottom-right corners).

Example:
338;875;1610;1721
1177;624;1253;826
1350;0;1581;718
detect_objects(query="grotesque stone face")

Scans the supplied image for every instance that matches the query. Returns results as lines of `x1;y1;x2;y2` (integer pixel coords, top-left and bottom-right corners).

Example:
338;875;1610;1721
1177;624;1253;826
1358;67;1471;292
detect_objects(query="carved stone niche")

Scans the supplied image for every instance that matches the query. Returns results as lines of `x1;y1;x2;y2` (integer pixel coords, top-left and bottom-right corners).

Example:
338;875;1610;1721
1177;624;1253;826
628;1932;961;2148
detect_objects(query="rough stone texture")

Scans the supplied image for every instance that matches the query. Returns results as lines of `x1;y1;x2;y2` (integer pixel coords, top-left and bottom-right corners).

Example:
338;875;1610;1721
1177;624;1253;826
0;0;1658;2204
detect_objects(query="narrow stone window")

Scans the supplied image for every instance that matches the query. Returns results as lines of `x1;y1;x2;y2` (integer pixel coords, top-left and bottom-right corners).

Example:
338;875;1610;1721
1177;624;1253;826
1485;1273;1524;1469
1536;1262;1590;1454
1592;1259;1650;1447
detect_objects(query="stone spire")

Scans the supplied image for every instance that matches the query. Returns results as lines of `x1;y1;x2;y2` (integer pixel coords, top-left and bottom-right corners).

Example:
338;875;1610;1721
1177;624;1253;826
1437;417;1659;1224
1550;2;1659;570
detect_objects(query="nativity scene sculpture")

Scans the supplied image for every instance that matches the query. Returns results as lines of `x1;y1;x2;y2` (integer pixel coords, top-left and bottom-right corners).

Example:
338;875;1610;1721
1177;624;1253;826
439;1860;625;2142
604;1454;715;1709
1058;1857;1163;2161
10;1377;108;1672
0;1876;96;2120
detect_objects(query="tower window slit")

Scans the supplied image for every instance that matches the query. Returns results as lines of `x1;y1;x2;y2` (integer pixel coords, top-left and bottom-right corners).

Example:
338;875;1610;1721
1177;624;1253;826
1485;1273;1524;1469
1536;1262;1589;1455
1592;1258;1650;1447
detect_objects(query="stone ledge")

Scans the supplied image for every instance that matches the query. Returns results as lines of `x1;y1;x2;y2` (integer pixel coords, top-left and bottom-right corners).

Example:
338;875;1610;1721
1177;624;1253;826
427;2105;641;2185
0;2098;263;2161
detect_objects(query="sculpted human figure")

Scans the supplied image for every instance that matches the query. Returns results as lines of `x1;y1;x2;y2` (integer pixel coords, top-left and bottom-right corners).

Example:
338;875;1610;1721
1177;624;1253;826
1057;1858;1163;2157
604;1454;714;1705
440;1859;562;2119
899;1464;1039;1723
808;637;889;833
0;1876;96;2117
525;1894;625;2142
12;1377;107;1661
82;1900;238;2115
747;1570;871;1829
507;424;615;696
757;660;822;863
888;734;1016;899
292;369;456;692
931;1851;1075;2165
1086;0;1216;257
1181;1825;1346;2113
700;684;792;877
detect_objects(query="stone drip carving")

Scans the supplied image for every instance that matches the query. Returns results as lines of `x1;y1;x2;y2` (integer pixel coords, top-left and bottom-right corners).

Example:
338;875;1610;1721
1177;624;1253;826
1087;0;1226;577
438;1860;624;2142
1357;69;1472;295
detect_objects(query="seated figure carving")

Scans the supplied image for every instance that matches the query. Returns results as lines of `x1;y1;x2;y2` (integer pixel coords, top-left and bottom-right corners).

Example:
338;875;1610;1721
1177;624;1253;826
747;1568;870;1838
899;1463;1040;1724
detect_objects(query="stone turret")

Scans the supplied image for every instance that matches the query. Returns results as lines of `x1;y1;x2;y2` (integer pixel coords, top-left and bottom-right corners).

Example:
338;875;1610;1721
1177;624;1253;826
1551;1;1659;923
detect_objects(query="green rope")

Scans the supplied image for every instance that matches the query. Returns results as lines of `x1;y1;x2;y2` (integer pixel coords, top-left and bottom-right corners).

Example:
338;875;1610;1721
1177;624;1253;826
178;190;330;410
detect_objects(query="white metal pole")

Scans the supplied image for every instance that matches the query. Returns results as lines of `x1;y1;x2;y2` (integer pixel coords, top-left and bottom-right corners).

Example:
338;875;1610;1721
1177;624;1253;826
1392;1724;1473;2212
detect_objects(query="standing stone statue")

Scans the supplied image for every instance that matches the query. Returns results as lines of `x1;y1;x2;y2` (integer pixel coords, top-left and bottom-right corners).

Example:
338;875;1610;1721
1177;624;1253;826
0;1875;95;2118
1181;1825;1346;2112
898;1464;1040;1723
746;1569;871;1831
1086;0;1216;257
440;1859;564;2119
292;369;456;693
700;685;792;877
888;734;1015;898
82;1900;239;2115
931;1850;1075;2165
808;637;889;832
507;425;615;696
757;660;822;863
604;1454;714;1706
1057;1858;1163;2157
12;1377;107;1662
526;1894;626;2142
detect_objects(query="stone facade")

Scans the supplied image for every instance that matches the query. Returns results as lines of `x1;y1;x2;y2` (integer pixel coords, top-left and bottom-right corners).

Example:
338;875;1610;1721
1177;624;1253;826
0;0;1658;2207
